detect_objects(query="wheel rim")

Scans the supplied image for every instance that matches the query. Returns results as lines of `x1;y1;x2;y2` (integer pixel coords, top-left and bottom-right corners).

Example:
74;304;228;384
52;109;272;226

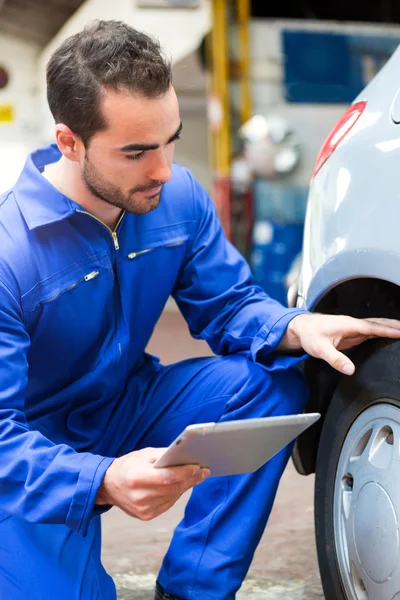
334;402;400;600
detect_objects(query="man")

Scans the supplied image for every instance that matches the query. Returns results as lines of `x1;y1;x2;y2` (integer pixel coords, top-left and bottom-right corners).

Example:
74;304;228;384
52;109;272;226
0;19;399;600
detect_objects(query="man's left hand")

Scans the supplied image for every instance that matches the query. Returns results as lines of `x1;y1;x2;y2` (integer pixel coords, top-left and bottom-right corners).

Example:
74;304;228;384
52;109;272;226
279;314;400;375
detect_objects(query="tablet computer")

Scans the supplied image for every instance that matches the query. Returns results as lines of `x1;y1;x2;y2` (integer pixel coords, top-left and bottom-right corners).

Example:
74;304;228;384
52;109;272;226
153;413;320;477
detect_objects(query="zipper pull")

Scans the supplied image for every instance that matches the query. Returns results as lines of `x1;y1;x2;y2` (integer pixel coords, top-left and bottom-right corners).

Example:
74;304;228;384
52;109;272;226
127;248;153;259
112;232;119;251
84;270;100;282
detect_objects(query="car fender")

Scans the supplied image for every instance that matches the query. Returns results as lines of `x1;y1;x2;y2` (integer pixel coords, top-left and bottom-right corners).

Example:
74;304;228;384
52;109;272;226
303;248;400;310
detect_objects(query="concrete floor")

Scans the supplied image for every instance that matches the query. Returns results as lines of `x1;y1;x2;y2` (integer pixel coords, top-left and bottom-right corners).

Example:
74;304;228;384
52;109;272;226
101;308;324;600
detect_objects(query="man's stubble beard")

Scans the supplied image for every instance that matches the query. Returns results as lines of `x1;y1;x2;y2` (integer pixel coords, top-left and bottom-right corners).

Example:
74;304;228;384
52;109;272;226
82;155;162;216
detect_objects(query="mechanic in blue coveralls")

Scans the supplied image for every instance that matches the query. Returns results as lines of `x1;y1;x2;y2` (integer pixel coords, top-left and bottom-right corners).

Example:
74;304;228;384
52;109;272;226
1;19;400;600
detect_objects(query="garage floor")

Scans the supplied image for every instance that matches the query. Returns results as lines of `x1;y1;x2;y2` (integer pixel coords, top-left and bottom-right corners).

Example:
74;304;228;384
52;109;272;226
101;308;325;600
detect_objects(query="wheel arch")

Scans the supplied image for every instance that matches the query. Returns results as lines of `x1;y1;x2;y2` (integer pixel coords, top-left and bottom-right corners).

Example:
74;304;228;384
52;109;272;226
293;276;400;475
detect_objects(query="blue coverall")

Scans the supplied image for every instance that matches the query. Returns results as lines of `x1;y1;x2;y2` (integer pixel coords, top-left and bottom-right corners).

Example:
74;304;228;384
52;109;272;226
0;144;309;599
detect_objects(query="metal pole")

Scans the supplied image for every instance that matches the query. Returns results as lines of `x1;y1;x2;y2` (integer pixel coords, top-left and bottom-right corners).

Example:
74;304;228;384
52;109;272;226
211;0;230;176
208;0;232;237
236;0;252;125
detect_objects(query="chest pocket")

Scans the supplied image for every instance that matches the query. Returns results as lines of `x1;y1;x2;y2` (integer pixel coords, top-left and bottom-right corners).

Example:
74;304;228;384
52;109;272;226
22;251;115;381
117;223;193;355
124;222;193;261
123;225;191;306
122;223;192;303
126;238;188;260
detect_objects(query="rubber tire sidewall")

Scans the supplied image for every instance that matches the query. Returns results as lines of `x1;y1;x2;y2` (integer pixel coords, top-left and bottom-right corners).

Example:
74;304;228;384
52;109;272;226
315;339;400;600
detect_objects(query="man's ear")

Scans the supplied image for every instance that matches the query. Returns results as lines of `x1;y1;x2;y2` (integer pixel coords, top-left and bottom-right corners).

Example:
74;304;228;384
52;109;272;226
54;124;82;162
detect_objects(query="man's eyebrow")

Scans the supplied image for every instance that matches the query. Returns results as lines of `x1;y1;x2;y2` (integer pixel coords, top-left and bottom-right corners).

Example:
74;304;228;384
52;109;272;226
119;122;183;153
167;121;183;143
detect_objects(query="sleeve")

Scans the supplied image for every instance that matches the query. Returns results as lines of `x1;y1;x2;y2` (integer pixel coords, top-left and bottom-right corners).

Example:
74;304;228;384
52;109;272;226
0;278;114;536
172;171;310;371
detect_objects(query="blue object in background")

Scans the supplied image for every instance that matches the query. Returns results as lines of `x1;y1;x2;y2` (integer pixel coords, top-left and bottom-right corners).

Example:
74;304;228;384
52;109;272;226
251;220;304;306
283;30;353;103
253;179;308;224
282;30;400;104
250;181;307;304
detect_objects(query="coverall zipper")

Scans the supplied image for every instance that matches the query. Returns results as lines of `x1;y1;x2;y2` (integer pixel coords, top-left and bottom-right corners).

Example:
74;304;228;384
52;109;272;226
76;209;125;357
75;210;125;250
37;270;100;307
127;240;186;259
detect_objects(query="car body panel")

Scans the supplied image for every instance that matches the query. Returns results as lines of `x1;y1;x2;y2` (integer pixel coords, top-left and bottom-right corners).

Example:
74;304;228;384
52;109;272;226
298;45;400;310
294;44;400;477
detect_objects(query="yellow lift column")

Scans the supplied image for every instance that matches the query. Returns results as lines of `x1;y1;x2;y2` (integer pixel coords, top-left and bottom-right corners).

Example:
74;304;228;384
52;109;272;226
207;0;232;238
207;0;252;241
234;0;253;254
236;0;252;126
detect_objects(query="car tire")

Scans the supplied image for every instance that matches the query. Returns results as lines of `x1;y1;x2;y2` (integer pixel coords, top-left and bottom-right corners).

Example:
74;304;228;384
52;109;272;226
315;338;400;600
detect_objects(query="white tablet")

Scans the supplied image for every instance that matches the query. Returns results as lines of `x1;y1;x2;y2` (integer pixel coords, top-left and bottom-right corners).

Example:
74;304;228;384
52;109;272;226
153;413;320;477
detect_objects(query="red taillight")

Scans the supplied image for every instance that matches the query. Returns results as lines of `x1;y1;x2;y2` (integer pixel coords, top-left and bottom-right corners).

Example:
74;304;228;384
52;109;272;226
312;101;367;178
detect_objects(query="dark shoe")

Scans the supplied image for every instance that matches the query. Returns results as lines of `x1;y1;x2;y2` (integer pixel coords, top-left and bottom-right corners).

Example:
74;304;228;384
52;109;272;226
155;580;186;600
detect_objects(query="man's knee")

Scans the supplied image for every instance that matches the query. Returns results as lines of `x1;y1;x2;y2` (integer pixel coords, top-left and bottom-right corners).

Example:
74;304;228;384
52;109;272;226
219;355;308;418
255;358;308;411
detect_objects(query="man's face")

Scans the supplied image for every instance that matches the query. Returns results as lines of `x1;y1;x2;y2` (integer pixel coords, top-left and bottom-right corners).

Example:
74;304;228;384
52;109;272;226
80;85;181;215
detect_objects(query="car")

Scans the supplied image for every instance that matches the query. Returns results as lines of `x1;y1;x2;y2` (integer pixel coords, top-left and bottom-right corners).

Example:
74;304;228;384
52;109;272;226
291;44;400;600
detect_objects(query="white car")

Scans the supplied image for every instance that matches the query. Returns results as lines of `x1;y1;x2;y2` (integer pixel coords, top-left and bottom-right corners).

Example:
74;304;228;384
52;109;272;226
293;45;400;600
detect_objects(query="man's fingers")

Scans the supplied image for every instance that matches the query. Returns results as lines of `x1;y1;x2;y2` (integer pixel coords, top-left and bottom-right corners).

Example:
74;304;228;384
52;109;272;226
315;339;355;375
337;316;400;338
364;318;400;336
171;468;210;494
159;467;210;494
146;448;169;464
289;314;400;376
152;472;211;517
132;468;208;503
152;464;206;486
366;317;400;331
127;469;210;521
141;463;210;490
140;497;179;521
355;318;400;338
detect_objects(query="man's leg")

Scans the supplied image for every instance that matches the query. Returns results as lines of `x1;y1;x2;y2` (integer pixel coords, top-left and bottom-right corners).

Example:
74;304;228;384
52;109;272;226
0;514;116;600
119;354;308;600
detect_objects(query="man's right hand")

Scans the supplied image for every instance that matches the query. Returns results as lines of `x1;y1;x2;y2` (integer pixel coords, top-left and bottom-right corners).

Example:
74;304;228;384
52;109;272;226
96;447;210;521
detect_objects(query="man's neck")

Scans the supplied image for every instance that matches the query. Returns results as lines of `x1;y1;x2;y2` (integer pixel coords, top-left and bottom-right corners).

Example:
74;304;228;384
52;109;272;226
42;156;122;231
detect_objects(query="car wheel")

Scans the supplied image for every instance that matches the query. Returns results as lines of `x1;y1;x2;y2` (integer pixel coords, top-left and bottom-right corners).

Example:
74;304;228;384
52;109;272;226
315;339;400;600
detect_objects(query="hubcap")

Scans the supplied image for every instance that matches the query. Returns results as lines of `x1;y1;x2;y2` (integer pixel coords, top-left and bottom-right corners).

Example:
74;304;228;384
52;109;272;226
334;403;400;599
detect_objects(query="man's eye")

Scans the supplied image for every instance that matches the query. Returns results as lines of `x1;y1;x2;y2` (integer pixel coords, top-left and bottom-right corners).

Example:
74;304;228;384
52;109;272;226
126;151;146;161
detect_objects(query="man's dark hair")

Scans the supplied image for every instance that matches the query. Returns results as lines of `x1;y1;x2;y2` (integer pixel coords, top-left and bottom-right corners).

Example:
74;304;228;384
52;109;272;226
46;20;172;146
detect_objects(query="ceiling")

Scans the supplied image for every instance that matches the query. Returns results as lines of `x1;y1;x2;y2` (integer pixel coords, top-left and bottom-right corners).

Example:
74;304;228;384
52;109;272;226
1;0;400;50
251;0;400;24
0;0;86;47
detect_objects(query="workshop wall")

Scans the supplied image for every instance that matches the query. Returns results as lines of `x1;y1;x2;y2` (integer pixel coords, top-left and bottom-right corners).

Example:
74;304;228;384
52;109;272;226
233;18;400;186
0;33;39;193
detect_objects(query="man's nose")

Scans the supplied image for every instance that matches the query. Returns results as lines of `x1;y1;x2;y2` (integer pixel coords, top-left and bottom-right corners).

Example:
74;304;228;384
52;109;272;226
147;149;172;184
